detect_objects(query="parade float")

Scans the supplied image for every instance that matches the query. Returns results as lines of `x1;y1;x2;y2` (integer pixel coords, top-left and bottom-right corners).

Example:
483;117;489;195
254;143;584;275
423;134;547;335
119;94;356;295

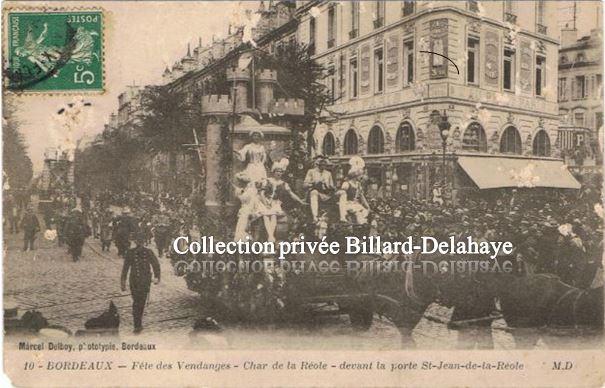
166;61;403;330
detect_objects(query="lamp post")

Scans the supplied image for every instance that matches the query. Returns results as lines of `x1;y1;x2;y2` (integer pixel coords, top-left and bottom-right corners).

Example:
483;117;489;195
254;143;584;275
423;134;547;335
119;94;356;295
438;110;451;191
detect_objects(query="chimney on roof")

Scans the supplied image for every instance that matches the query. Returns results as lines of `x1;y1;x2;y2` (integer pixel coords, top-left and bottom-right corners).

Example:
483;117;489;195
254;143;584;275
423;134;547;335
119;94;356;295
561;26;578;47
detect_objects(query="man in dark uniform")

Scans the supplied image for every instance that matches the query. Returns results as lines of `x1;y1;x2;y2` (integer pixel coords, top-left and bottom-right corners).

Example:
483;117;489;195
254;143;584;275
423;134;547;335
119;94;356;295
21;207;40;251
64;209;90;262
152;212;170;258
99;210;113;252
113;208;136;257
120;232;161;333
56;209;68;247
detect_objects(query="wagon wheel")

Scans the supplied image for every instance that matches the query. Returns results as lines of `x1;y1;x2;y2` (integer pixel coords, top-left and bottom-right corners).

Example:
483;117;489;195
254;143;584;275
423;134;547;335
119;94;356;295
348;307;374;331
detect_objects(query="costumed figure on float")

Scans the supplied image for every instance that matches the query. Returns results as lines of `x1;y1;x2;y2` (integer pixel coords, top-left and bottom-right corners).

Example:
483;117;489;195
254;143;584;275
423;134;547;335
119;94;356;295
234;129;267;182
258;158;306;243
337;156;370;224
303;155;336;223
233;172;263;242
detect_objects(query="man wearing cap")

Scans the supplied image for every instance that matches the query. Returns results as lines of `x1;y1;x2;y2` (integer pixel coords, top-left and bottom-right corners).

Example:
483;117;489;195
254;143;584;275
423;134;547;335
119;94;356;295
303;156;336;222
121;233;161;333
64;208;90;262
113;208;136;257
20;206;40;251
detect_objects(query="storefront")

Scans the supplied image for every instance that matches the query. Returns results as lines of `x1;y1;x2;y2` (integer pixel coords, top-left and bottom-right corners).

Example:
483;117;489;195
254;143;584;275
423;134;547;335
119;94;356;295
330;152;581;204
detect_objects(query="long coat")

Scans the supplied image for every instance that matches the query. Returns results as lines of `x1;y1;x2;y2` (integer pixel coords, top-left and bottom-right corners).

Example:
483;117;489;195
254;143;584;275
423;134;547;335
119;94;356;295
64;212;90;244
21;212;40;237
121;246;161;292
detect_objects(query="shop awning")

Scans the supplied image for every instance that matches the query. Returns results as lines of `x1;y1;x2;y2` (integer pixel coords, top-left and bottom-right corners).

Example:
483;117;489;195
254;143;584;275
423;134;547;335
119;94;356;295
457;156;581;190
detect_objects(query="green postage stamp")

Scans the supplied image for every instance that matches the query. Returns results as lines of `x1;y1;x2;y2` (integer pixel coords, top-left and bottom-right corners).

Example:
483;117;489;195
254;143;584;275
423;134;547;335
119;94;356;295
5;10;104;92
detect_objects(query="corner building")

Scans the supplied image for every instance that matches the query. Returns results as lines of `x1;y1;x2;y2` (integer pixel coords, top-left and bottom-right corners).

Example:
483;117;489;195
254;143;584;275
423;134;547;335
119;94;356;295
557;27;603;170
296;0;579;201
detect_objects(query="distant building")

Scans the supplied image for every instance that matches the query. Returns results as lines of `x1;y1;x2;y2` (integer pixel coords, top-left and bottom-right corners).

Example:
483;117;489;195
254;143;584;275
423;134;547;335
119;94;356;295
297;0;579;201
131;0;302;198
558;27;603;169
117;85;145;135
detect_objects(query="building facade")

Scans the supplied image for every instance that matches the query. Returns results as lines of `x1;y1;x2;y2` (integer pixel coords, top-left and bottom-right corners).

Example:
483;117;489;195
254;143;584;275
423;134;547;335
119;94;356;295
297;0;578;200
558;27;603;169
127;1;302;201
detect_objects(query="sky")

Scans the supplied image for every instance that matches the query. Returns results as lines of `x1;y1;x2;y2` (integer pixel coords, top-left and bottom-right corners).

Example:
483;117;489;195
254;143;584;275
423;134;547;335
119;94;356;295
4;1;604;173
557;1;602;38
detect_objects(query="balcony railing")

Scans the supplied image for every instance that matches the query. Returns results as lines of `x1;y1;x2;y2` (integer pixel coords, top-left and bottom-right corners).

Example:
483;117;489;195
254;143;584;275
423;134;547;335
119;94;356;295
327;38;335;49
537;24;547;35
504;12;517;24
373;17;384;29
349;29;358;39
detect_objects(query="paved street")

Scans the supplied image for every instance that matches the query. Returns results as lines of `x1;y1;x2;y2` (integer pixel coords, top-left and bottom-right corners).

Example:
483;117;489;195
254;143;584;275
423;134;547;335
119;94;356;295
3;214;527;350
3;225;202;335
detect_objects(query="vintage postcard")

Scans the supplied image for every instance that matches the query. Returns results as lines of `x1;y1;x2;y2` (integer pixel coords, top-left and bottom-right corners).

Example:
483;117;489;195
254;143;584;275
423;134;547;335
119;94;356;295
2;1;604;387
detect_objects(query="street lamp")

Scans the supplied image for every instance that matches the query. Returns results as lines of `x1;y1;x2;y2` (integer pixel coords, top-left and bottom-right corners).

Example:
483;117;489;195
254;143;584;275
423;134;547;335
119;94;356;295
438;110;451;191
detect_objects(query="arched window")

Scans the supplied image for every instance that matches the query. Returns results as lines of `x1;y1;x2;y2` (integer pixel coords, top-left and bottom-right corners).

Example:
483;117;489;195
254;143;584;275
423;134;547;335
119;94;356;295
396;123;415;152
343;129;358;155
500;126;522;154
532;130;551;156
367;125;385;154
322;132;336;156
576;52;585;62
462;122;487;152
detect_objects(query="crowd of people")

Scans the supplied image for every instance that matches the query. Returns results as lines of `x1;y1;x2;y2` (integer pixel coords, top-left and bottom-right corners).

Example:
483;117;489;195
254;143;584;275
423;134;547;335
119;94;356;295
3;157;603;336
6;165;603;291
366;183;604;290
41;190;199;261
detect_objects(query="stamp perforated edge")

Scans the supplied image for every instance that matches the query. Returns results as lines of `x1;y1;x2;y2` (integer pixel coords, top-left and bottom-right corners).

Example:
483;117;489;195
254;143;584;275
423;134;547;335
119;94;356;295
2;5;107;96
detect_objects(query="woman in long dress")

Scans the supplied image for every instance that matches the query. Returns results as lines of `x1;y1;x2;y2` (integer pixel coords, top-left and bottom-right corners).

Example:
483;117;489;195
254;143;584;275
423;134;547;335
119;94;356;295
235;130;267;183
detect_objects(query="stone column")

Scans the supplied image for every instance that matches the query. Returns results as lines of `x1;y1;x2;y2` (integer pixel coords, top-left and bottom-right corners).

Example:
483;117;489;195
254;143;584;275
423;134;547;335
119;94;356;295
204;117;226;207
